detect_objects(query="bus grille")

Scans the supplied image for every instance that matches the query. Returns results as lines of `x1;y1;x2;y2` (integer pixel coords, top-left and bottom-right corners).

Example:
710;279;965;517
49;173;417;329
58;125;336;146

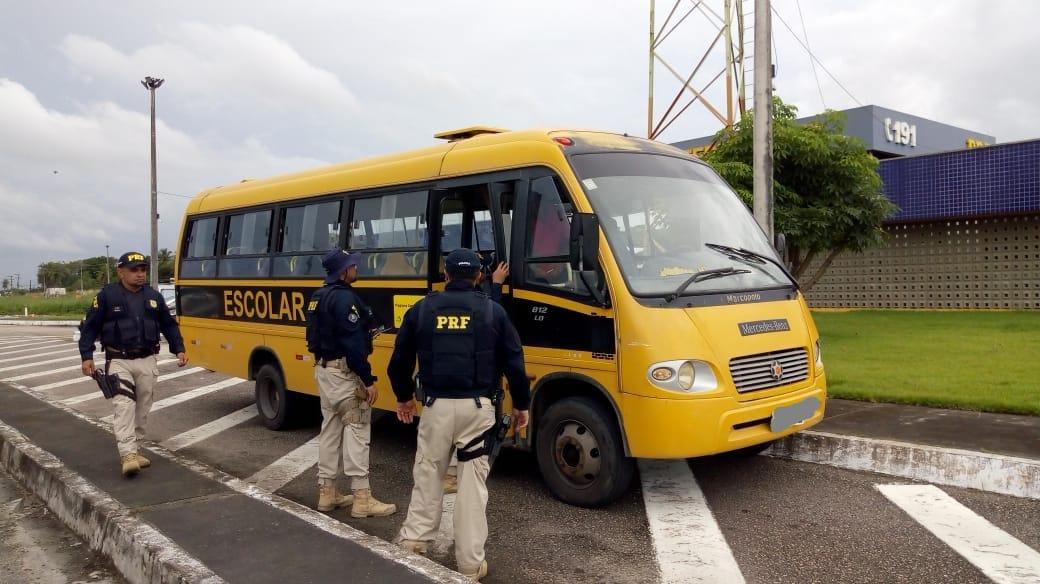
729;347;809;393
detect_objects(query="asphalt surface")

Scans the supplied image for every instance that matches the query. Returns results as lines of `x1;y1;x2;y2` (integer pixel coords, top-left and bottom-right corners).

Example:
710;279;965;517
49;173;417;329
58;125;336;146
2;325;1039;584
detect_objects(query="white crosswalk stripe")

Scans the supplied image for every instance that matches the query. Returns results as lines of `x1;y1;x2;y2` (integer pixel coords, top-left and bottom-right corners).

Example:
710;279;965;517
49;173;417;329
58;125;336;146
639;459;745;584
0;351;102;372
0;339;65;351
0;342;68;358
57;364;197;406
878;484;1040;584
247;437;319;492
100;377;246;424
163;405;258;451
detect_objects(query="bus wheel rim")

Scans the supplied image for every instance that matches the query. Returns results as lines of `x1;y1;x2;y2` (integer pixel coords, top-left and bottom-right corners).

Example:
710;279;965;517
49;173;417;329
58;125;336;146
552;420;602;487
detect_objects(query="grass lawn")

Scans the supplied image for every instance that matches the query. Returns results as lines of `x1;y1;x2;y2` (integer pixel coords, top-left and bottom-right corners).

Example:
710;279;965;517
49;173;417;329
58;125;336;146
0;293;94;319
812;310;1040;416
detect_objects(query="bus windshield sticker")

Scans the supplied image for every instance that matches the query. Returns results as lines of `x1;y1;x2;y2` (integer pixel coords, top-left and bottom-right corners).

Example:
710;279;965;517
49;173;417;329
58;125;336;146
737;319;791;336
581;178;598;190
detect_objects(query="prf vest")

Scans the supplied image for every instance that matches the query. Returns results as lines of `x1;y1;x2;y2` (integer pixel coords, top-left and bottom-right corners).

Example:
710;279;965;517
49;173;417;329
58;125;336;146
416;291;495;396
99;284;162;351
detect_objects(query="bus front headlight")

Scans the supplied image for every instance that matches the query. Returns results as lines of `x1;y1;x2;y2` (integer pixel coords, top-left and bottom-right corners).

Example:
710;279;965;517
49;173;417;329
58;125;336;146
647;360;717;393
814;339;823;372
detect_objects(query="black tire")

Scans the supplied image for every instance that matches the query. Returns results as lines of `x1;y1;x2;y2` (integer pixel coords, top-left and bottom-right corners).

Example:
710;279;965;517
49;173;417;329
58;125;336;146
535;396;635;507
255;364;301;430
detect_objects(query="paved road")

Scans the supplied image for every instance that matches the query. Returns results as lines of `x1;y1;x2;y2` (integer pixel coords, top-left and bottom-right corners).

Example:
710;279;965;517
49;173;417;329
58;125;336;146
2;327;1039;583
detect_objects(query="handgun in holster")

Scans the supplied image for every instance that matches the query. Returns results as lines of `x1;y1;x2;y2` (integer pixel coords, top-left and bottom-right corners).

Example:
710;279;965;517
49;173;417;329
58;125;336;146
91;369;137;401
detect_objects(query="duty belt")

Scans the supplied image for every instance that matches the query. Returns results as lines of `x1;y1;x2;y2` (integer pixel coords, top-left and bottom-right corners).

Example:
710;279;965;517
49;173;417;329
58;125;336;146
105;347;155;360
317;357;344;368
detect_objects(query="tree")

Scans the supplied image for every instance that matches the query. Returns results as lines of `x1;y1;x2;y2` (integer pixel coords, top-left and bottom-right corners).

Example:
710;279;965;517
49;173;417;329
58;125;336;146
702;98;897;289
1;278;8;290
157;248;175;281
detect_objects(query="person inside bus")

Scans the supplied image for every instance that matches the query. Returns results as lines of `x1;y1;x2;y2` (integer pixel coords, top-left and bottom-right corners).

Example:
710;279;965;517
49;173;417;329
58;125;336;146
306;249;397;518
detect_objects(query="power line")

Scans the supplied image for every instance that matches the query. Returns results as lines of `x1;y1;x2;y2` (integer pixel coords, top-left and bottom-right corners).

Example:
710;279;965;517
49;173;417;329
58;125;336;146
158;190;193;199
770;4;863;107
795;0;826;110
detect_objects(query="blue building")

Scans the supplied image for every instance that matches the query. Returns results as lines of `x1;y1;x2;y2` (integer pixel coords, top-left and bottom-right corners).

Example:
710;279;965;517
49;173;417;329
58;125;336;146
673;106;1039;310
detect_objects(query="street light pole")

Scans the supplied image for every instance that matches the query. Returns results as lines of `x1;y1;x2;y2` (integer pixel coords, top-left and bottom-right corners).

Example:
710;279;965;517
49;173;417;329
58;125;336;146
753;0;774;242
142;76;165;288
105;244;111;284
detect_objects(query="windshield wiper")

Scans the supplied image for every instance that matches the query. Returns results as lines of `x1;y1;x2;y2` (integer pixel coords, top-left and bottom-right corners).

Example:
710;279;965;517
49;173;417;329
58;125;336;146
704;242;799;289
666;267;752;302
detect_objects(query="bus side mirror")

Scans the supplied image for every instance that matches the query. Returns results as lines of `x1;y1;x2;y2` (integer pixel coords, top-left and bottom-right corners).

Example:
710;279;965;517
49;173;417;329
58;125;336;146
569;213;600;272
774;232;787;263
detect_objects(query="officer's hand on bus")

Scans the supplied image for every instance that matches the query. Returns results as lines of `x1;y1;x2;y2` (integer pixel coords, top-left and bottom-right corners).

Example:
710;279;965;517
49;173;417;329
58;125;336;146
512;409;529;430
396;400;416;424
492;262;510;284
81;359;95;377
176;352;188;367
365;384;377;406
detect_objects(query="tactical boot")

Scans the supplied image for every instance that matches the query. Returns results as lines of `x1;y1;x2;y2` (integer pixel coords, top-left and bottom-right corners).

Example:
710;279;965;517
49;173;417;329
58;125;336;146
135;453;151;468
350;489;397;518
397;539;429;555
462;561;488;582
442;472;458;494
121;454;140;477
317;482;354;512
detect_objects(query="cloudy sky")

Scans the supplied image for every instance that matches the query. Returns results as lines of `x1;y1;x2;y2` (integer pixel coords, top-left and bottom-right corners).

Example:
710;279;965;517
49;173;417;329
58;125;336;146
1;0;1037;287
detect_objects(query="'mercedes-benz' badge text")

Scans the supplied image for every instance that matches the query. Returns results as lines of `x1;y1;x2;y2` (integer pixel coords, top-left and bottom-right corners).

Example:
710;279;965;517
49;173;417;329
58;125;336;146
738;319;790;336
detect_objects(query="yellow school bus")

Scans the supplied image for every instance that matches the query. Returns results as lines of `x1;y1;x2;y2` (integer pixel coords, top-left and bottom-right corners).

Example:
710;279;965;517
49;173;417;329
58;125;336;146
175;127;826;507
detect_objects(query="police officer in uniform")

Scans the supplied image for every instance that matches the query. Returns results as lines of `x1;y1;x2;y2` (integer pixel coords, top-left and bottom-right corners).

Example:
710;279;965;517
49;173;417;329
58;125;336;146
79;252;187;477
389;248;529;582
306;249;396;518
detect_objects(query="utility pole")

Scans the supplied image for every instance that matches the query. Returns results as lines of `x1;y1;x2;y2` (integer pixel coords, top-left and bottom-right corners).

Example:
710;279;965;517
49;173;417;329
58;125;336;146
753;0;774;242
13;274;20;289
142;76;165;288
79;260;84;294
105;244;111;284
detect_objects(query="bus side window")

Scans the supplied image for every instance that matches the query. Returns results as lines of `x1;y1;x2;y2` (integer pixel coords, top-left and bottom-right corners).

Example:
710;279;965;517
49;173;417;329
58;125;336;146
181;216;219;278
523;177;590;296
348;191;428;278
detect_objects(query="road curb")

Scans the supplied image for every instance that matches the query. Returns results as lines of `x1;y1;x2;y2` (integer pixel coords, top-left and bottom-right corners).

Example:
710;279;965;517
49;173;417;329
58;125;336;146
766;430;1040;500
0;320;79;326
0;419;224;584
1;379;471;584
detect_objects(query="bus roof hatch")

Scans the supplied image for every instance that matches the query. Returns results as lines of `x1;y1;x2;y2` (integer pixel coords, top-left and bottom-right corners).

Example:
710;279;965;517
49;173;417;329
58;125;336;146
433;126;509;141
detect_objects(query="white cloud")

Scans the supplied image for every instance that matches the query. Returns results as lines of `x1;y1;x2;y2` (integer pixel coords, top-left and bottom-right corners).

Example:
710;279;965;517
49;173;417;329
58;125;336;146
0;78;327;278
59;22;360;116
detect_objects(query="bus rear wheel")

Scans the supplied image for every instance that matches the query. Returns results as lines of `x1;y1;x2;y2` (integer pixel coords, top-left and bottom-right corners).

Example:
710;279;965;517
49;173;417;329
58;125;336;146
255;364;301;430
536;397;634;508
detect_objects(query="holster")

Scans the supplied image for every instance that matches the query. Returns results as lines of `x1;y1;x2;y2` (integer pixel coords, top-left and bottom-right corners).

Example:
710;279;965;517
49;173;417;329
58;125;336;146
337;384;372;425
91;369;137;401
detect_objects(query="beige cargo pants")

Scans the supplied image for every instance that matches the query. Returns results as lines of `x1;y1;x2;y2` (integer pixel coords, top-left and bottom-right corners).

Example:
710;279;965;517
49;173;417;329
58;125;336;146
398;397;495;574
315;358;373;490
107;356;158;457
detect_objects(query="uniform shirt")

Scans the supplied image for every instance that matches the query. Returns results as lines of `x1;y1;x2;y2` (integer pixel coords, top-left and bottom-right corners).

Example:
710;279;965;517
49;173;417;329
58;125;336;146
79;283;185;360
318;281;377;387
388;280;530;410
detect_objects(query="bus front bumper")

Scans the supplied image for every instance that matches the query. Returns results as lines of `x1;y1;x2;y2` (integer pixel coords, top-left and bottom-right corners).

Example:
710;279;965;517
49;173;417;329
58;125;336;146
619;376;827;459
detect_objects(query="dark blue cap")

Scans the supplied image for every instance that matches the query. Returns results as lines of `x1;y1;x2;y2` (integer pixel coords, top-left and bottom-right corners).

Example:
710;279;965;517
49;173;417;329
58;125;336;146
445;248;481;275
117;251;148;268
322;249;361;284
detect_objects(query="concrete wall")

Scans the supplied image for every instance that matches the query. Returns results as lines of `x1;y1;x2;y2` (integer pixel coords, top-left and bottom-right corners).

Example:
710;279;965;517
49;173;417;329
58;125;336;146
805;214;1040;310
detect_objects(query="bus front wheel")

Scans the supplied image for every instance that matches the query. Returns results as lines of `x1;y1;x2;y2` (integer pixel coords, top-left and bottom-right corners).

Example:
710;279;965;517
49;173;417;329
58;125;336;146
536;397;635;508
255;364;299;430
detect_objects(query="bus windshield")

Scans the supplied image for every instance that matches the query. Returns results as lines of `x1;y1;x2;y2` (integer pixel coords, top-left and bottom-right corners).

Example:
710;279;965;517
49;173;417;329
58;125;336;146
570;152;794;298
